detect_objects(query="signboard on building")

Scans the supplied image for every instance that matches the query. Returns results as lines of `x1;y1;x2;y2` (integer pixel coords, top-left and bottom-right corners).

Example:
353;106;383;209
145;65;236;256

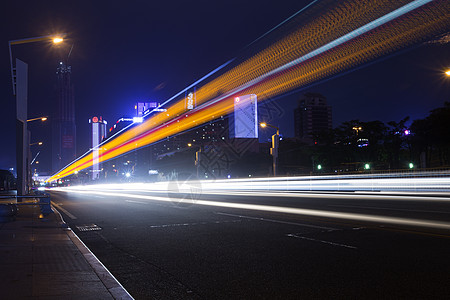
185;88;196;110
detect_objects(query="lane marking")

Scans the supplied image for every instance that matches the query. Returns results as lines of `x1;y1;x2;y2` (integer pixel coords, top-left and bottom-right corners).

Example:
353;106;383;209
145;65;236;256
329;204;450;214
51;201;77;220
286;233;357;249
125;200;147;204
216;212;337;231
149;219;241;228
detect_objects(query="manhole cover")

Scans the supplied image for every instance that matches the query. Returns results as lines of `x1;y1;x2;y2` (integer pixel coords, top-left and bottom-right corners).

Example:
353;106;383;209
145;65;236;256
76;224;102;232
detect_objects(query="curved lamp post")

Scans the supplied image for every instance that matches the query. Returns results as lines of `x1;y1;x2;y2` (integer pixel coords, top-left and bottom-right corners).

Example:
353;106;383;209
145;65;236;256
9;34;64;196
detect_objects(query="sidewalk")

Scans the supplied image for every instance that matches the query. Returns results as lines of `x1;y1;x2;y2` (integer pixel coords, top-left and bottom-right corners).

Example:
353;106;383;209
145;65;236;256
0;193;133;299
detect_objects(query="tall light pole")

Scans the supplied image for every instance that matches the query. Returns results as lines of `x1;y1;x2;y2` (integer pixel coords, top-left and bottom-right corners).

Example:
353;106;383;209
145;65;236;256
260;122;280;176
9;34;64;196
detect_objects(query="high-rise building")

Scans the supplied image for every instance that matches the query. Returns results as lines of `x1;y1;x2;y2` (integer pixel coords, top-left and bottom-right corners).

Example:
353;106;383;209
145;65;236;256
52;61;77;173
294;93;332;144
90;116;107;180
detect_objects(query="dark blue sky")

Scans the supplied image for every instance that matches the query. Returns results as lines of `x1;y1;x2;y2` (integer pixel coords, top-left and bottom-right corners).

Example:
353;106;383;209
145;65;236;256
1;0;449;172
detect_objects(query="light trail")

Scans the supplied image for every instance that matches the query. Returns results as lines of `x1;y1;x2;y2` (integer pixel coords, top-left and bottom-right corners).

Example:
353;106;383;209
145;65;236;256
47;0;450;182
50;184;450;230
59;173;450;194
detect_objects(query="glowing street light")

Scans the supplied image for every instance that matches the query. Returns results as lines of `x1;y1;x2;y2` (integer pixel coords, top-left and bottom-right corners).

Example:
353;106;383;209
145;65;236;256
53;37;64;44
444;68;450;77
27;116;48;122
9;34;66;95
30;142;43;146
352;126;362;135
260;122;280;176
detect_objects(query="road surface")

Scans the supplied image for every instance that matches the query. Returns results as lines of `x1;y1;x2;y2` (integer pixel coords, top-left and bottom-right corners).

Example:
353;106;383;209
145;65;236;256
49;186;450;299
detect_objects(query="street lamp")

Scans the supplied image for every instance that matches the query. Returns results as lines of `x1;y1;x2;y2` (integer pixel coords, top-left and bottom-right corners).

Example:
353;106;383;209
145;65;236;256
352;126;362;135
9;34;65;94
260;122;280;176
9;34;65;196
30;142;43;146
27;116;48;122
445;68;450;77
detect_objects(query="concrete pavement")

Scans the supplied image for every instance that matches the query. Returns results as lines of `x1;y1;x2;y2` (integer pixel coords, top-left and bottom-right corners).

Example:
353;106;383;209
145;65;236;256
0;192;133;299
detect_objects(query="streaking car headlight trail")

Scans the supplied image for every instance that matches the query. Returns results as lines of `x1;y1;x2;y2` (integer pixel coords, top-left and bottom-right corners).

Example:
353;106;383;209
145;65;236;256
51;183;450;231
47;0;450;182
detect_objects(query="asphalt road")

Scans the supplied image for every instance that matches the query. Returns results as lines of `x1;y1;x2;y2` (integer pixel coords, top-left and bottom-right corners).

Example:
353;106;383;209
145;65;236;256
49;188;450;299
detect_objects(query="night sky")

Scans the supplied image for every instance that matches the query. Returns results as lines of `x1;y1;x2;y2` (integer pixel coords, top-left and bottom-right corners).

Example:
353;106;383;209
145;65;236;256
1;0;449;173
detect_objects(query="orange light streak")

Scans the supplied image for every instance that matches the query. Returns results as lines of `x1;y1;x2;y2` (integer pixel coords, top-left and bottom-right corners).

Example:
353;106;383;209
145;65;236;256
47;0;450;182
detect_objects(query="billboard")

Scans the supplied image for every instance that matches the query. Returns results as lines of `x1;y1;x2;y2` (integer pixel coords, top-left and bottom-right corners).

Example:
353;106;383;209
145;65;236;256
230;94;258;139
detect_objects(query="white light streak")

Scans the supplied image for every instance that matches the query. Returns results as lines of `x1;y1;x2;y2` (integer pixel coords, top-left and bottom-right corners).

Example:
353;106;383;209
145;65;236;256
51;182;450;230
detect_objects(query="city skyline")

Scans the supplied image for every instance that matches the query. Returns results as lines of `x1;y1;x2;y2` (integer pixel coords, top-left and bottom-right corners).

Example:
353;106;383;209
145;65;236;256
1;0;449;173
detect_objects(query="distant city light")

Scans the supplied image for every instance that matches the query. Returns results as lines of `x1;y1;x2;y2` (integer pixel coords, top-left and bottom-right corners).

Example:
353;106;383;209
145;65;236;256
409;163;414;169
317;164;322;170
125;172;131;178
364;163;370;170
404;129;411;135
357;138;369;147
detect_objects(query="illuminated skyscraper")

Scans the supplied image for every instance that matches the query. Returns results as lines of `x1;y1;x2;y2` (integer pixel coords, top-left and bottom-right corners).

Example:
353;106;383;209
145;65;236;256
52;61;76;173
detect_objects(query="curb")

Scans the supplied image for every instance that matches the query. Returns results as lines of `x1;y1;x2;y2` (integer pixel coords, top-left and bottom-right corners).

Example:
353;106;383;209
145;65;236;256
52;206;134;300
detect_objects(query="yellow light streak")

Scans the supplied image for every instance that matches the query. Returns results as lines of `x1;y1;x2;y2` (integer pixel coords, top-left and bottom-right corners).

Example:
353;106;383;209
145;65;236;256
47;0;450;182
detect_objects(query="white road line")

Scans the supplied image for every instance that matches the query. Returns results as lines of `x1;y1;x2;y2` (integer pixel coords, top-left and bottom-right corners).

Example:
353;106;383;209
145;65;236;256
216;212;337;231
51;201;77;220
329;204;450;214
286;233;357;249
149;219;241;228
125;200;147;204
